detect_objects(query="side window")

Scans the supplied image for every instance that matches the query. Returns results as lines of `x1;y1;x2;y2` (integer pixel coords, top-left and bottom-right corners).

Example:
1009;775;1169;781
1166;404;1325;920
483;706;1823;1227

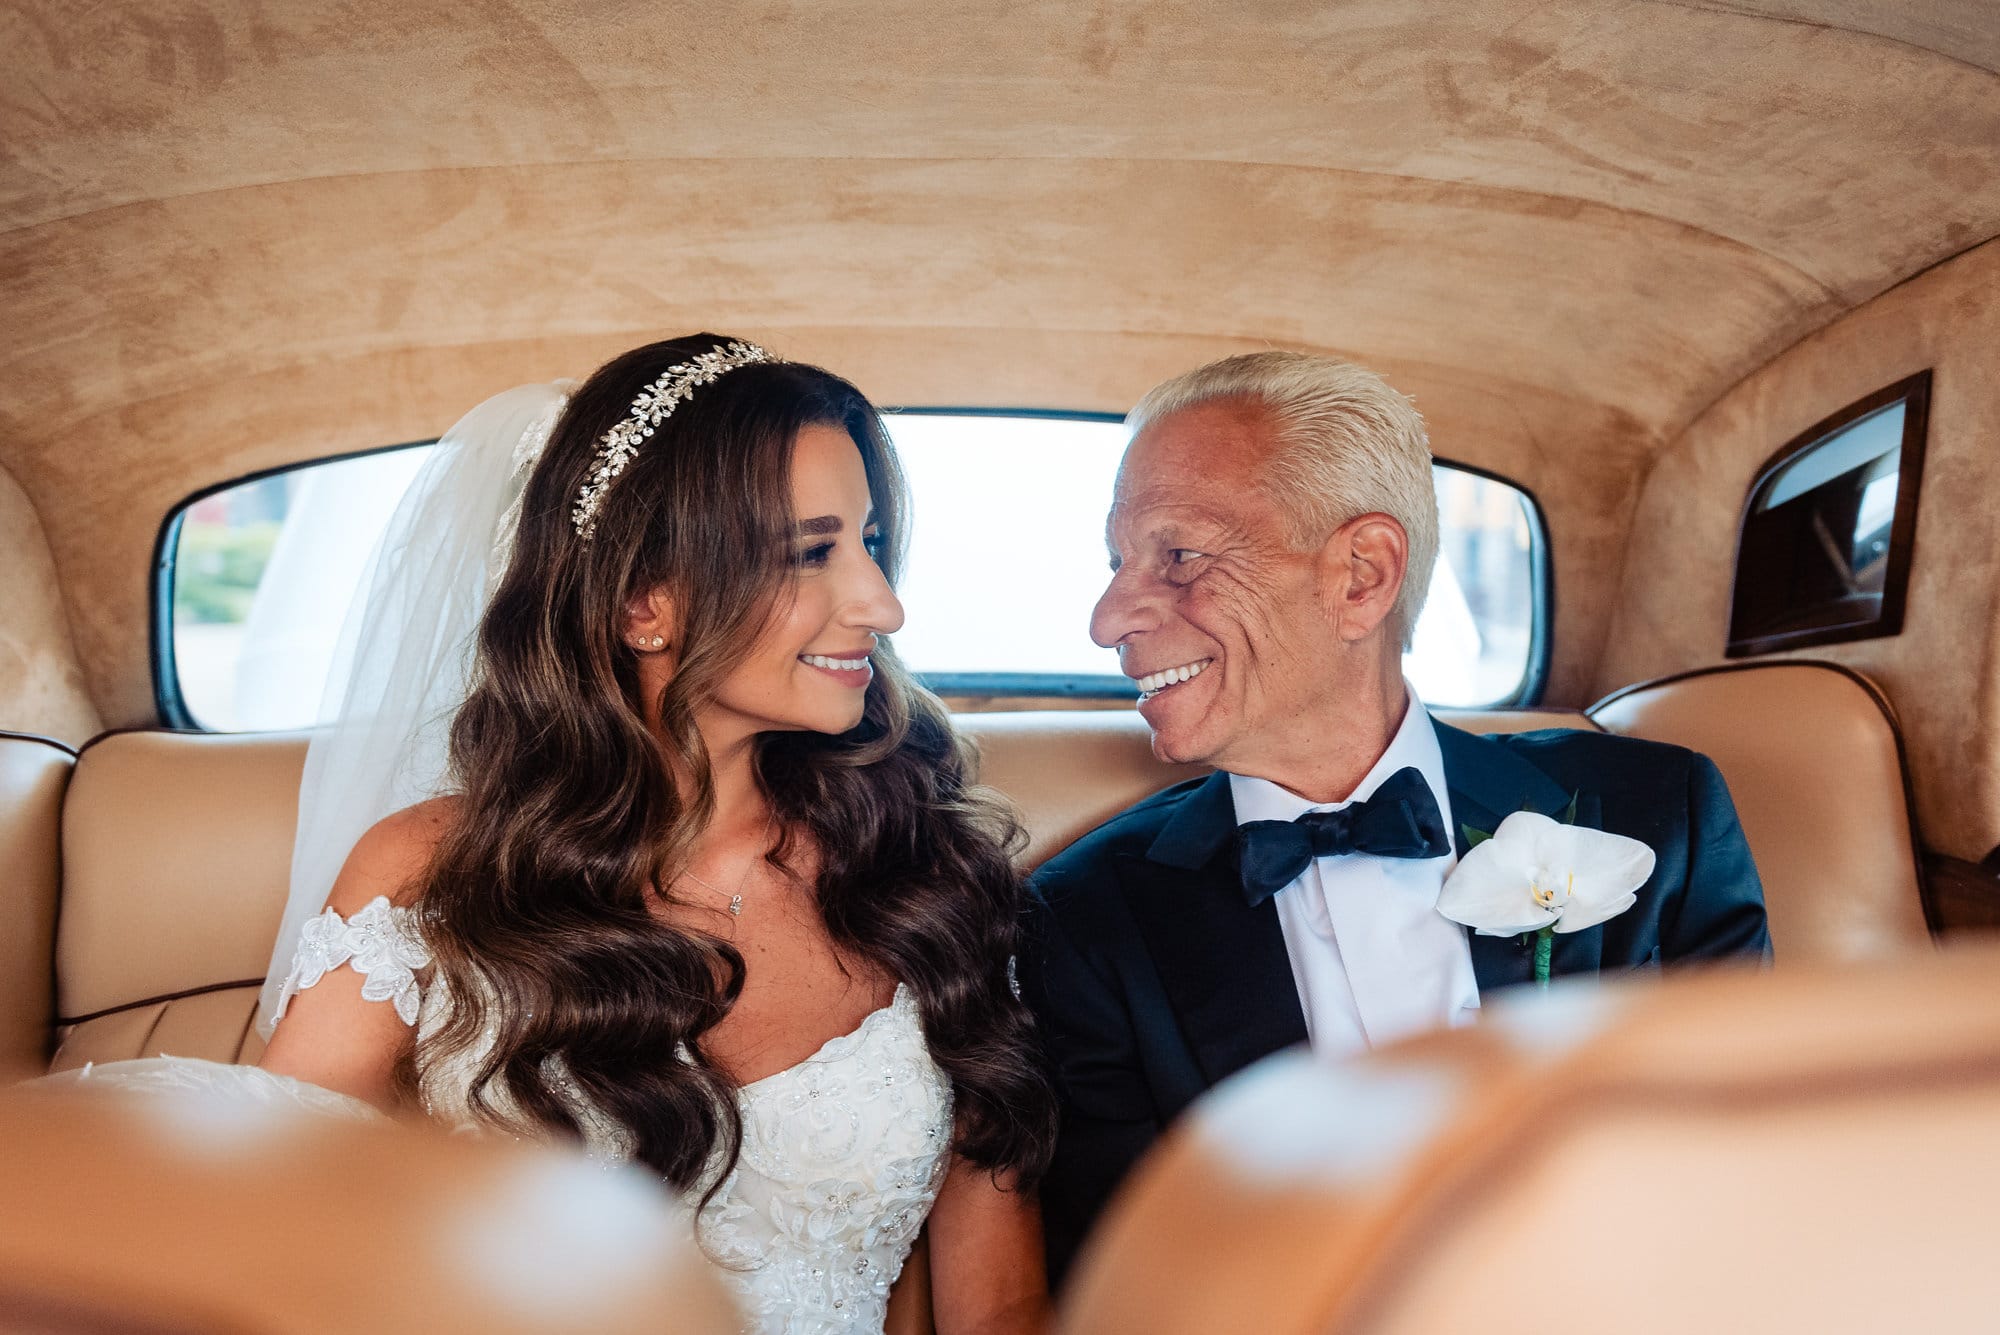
1417;465;1546;707
1728;371;1931;658
161;446;432;731
156;415;1550;730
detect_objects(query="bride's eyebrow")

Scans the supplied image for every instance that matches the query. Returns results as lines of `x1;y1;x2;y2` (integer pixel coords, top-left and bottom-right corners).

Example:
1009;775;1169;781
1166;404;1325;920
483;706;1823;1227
795;507;877;537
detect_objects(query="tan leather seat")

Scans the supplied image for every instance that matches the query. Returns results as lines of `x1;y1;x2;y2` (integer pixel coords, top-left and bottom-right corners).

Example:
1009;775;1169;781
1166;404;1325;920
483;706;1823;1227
0;731;71;1082
962;711;1209;868
50;730;309;1071
30;707;1595;1331
1062;941;2000;1335
0;1085;737;1333
1589;662;1930;963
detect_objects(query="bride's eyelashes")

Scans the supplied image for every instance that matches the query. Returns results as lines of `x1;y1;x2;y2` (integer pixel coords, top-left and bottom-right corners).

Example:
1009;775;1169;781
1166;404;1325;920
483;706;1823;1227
795;527;884;569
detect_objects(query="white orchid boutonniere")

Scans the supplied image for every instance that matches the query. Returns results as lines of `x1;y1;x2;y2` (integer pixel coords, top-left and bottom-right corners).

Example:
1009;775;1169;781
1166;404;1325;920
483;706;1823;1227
1436;807;1656;986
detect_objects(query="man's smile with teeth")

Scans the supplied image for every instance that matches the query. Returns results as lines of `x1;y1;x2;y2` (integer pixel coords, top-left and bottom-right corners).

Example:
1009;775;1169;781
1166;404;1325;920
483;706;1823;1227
801;653;871;671
1135;658;1213;699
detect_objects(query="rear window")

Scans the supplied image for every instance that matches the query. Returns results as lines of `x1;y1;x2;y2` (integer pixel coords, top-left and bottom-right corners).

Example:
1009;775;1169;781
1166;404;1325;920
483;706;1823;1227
1727;371;1930;657
156;413;1548;729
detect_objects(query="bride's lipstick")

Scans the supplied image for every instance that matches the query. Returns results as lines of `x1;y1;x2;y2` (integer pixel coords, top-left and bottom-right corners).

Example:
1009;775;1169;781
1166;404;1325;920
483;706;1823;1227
799;650;874;687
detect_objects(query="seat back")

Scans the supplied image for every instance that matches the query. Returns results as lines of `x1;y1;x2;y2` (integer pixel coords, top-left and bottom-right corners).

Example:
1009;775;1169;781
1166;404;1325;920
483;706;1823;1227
1062;942;2000;1335
51;730;308;1071
960;711;1208;868
45;707;1591;1068
0;732;71;1081
1589;661;1930;962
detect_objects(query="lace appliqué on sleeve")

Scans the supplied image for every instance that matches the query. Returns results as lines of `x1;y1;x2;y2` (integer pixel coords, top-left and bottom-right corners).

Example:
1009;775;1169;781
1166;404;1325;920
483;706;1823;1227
271;895;432;1027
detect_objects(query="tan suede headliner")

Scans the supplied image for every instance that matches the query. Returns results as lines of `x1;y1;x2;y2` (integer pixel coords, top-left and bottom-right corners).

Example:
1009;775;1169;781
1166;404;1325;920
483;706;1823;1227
1600;237;2000;862
1;1;1997;727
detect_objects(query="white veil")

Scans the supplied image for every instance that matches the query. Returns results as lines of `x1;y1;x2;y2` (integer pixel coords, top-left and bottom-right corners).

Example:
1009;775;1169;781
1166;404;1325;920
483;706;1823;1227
258;383;573;1035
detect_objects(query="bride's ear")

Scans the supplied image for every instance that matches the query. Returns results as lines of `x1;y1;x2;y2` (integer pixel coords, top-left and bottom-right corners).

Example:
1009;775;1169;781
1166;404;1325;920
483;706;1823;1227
622;584;679;654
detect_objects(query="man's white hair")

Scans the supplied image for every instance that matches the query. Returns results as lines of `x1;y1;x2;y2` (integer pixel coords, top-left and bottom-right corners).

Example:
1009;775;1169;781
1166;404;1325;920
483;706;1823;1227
1127;350;1438;646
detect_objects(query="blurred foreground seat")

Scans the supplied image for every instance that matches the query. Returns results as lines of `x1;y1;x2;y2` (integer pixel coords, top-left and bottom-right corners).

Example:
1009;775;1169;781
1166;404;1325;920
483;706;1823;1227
0;1084;738;1334
1062;944;2000;1335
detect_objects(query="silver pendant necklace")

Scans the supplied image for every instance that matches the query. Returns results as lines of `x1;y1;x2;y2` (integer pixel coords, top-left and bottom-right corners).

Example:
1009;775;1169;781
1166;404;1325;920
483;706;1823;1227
680;818;773;917
682;866;748;915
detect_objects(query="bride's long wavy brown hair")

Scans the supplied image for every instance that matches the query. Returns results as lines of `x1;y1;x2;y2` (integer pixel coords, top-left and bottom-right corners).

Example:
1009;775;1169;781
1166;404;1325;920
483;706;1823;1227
411;334;1054;1191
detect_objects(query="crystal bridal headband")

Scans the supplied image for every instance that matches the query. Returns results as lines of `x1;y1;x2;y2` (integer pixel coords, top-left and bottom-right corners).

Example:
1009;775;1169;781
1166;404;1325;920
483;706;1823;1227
570;339;774;539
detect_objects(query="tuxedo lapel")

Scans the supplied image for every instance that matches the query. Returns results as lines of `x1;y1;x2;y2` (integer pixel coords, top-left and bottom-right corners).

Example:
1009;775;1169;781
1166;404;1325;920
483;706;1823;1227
1435;719;1574;854
1435;720;1605;991
1120;772;1308;1091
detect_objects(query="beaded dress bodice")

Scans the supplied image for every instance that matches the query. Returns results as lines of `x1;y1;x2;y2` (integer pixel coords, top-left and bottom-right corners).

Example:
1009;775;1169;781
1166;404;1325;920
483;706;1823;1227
694;986;952;1333
271;897;955;1335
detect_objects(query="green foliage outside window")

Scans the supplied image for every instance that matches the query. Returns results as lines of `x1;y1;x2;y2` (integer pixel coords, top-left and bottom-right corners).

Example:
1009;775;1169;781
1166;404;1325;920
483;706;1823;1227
174;521;280;624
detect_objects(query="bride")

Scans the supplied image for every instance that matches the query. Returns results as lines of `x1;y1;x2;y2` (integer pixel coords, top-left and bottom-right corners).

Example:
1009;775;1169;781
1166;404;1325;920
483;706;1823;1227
92;336;1057;1334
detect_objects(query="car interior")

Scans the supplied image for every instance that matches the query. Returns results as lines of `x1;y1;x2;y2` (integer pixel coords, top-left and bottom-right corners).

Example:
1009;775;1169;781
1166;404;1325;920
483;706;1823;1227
2;2;1997;1331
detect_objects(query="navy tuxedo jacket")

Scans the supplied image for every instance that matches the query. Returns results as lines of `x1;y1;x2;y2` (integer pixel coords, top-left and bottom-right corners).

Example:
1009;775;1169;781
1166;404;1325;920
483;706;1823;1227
1020;721;1771;1289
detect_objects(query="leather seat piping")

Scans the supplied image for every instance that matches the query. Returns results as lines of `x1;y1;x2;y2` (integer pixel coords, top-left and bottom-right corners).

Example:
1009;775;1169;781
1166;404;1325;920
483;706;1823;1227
0;728;78;757
57;978;265;1028
72;725;207;758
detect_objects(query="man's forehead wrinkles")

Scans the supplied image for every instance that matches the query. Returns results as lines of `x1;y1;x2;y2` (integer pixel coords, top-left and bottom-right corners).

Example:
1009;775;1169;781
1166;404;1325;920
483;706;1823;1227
1109;493;1235;535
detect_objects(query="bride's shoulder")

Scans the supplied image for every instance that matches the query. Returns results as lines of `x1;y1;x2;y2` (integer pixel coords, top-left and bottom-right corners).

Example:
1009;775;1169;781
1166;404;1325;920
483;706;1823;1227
328;796;462;914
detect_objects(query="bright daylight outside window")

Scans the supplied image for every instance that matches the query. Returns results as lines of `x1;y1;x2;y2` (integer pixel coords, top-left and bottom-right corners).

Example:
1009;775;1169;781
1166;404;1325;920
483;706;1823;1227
163;416;1543;730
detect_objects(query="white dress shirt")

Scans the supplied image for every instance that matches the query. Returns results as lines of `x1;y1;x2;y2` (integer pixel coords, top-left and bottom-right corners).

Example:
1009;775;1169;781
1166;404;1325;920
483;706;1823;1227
1228;684;1481;1058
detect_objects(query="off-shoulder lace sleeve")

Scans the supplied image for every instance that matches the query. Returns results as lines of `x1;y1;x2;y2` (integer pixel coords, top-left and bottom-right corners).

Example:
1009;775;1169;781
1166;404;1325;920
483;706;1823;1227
270;895;432;1027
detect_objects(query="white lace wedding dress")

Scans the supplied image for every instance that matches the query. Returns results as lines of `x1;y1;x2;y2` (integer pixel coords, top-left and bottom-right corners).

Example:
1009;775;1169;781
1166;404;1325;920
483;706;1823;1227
59;897;955;1335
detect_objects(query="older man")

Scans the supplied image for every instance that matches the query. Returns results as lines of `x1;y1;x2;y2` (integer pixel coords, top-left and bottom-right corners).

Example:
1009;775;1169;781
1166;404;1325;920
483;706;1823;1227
1022;351;1769;1287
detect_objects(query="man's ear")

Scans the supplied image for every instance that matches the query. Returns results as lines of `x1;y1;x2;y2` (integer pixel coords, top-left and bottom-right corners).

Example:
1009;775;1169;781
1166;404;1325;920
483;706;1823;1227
622;583;679;652
1317;513;1408;643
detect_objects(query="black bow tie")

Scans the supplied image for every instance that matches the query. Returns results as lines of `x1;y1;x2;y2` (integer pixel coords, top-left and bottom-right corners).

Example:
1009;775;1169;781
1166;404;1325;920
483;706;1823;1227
1235;766;1451;907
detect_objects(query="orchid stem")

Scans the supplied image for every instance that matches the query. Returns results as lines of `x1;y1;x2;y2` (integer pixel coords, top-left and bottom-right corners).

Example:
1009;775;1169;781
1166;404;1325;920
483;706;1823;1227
1534;926;1554;986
